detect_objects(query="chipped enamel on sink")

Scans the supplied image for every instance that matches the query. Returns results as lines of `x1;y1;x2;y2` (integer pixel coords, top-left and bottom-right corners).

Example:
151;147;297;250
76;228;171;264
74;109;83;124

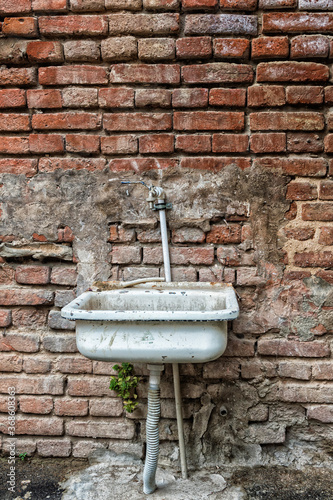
61;282;239;364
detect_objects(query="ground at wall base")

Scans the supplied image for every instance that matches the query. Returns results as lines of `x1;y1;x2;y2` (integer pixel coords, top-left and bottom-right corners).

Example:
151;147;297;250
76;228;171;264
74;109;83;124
1;457;332;500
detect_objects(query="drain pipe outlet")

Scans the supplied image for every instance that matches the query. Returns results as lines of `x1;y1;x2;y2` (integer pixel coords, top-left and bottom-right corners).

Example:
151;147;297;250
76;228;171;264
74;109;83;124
143;363;164;495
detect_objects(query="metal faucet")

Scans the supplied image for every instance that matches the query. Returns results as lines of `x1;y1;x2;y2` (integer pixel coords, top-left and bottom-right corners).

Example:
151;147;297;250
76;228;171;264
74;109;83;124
119;181;171;211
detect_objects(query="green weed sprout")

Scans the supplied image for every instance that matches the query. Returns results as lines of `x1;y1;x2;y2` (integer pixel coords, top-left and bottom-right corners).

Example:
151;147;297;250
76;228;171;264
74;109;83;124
110;363;139;413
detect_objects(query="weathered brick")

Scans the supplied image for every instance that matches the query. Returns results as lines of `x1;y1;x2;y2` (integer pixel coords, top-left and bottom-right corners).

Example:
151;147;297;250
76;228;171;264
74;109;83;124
175;134;211;153
39;158;105;172
0;376;64;394
104;113;172;131
19;396;53;414
109;64;180;84
250;112;324;131
66;134;100;154
307;406;333;423
0;159;37;176
0;0;32;14
248;85;285;107
257;62;329;83
57;356;92;374
263;13;333;33
182;63;253;84
43;334;77;352
287;133;323;153
105;0;142;9
32;0;67;10
39;66;108;86
111;246;141;264
2;17;38;37
0;354;22;373
174;111;244;131
286;182;317;201
182;0;217;8
51;267;77;286
217;247;255;266
37;439;71;457
284;227;315;241
27;41;63;62
252;37;289;59
70;0;105;10
68;376;115;396
213;38;250;59
0;39;28;64
313;362;333;380
172;227;205;244
220;0;256;8
246;423;286;444
108;13;179;35
180;157;251;171
295;252;333;267
209;88;246;107
15;266;50;285
144;0;179;9
278;361;311;380
109;158;178;172
0;137;29;155
250;133;286;153
101;37;137;61
39;15;108;36
138;38;175;60
0;289;53;306
54;399;88;416
72;441;107;458
23;358;51;374
98;88;134;108
299;0;333;9
0;67;36;86
325;87;333;104
12;308;47;328
144;247;214;265
327;113;333;131
173;88;208;108
269;384;333;404
236;267;266;286
64;40;100;62
176;37;211;59
0;310;12;328
27;89;62;109
291;35;329;59
184;14;258;36
66;419;135;438
139;134;174;154
29;134;64;154
135;89;171;108
206;224;241;244
203;359;240;380
55;289;76;306
286;86;323;105
302;203;333;221
48;311;75;331
0;114;30;132
319;181;333;200
101;135;137;155
224;338;255;357
258;339;330;357
61;87;97;109
0;89;26;109
254;157;327;176
241;360;277;379
90;399;123;416
32;112;101;130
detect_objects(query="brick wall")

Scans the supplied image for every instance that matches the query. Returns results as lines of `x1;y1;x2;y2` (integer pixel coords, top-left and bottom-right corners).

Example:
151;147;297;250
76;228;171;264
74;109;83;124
0;0;333;468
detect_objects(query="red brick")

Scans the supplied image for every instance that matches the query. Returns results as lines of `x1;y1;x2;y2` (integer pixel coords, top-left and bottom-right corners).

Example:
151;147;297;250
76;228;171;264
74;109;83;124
175;134;211;153
302;203;333;221
139;134;174;154
39;15;108;36
220;0;256;8
12;308;47;328
39;66;107;86
39;158;105;172
15;266;50;285
109;158;177;172
0;89;26;109
110;64;180;84
108;13;179;35
319;227;333;246
0;333;40;353
287;133;323;153
182;63;253;84
0;67;36;86
66;135;100;154
324;135;333;153
51;267;77;285
57;227;74;243
104;113;171;132
0;376;63;394
2;17;37;37
284;227;315;241
68;376;116;396
254;157;327;176
32;112;101;130
172;88;208;108
258;339;330;357
180;157;251;171
37;439;71;457
250;112;324;131
106;0;142;9
98;88;134;108
54;399;88;416
212;134;248;153
27;41;63;63
248;85;285;107
291;35;329;59
66;419;135;439
1;0;32;14
27;89;62;109
0;416;63;435
209;88;246;107
257;62;329;83
286;182;317;201
176;37;211;59
327;114;333;131
0;354;22;372
57;357;92;373
316;270;333;284
23;358;51;373
89;399;123;417
0;159;37;177
294;251;333;267
135;89;171;108
0;137;29;155
286;86;323;105
0;310;12;327
109;226;136;243
111;246;141;264
29;134;64;153
263;13;333;33
259;0;296;7
182;0;217;8
213;38;250;58
325;87;333;104
0;114;30;132
101;135;137;155
250;133;286;153
319;181;333;200
0;289;53;306
206;224;241;244
32;0;67;10
174;111;244;131
184;14;258;36
144;0;180;9
19;396;53;414
252;36;289;59
172;227;205;244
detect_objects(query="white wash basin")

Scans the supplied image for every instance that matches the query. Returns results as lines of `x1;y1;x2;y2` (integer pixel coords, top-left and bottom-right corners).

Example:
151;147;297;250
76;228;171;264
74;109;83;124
61;281;239;364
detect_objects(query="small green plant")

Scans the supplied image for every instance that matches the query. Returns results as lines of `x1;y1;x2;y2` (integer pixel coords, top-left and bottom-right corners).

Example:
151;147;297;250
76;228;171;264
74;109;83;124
19;452;27;461
109;363;139;413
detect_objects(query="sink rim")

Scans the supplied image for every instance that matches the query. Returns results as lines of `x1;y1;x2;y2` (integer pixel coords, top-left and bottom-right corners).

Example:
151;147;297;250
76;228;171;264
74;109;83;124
61;281;239;322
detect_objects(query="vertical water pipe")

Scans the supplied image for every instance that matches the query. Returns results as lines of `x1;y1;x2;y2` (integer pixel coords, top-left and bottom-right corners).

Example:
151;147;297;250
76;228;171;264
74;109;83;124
158;198;188;480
